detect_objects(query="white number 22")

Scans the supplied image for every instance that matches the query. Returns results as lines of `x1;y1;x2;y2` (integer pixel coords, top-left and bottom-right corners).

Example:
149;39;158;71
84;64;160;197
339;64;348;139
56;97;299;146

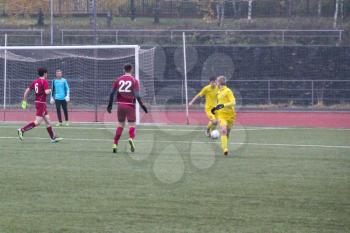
118;80;132;93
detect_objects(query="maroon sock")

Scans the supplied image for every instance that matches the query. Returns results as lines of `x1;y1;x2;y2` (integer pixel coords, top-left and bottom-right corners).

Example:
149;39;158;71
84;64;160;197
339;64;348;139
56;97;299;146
129;127;135;139
21;122;36;133
114;127;123;145
46;126;56;140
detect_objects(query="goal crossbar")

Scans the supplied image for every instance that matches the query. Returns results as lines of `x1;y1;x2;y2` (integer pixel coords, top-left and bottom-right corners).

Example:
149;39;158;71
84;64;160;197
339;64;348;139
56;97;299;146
0;45;140;50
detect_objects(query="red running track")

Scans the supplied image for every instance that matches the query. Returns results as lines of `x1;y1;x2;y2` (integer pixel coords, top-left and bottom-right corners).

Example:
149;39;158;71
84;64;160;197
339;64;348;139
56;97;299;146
1;110;350;128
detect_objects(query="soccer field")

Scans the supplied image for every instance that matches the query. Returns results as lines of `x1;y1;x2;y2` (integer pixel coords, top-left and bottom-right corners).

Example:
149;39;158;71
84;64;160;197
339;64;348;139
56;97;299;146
0;123;349;233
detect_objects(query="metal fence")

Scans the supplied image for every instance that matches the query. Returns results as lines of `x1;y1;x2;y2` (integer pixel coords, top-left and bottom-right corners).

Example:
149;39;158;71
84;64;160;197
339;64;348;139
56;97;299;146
0;29;44;46
61;29;344;45
0;29;342;46
2;78;350;110
153;79;350;107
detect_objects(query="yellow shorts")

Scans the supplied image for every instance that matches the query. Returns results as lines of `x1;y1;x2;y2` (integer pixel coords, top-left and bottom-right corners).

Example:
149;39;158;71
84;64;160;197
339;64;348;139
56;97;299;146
218;113;236;129
205;108;217;121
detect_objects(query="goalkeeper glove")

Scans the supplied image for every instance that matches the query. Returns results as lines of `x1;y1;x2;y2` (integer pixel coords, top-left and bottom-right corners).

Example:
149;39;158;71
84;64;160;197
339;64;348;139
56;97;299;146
136;96;148;113
107;103;113;113
140;104;148;113
50;97;55;104
211;104;224;114
21;100;27;110
65;96;70;102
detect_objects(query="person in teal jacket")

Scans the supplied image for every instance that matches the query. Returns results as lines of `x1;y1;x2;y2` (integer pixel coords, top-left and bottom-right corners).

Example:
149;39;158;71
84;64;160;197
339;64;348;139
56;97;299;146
50;69;70;126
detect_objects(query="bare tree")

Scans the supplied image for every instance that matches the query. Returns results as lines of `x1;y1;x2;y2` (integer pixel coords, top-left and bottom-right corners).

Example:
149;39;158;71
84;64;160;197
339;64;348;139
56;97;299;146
287;0;294;17
130;0;136;21
237;0;242;18
58;0;62;14
103;0;128;17
334;0;339;28
317;0;322;17
247;0;253;21
195;0;215;22
154;0;160;24
230;0;241;18
216;0;225;27
89;0;94;26
5;0;49;18
37;8;44;27
106;9;112;26
73;0;80;12
306;0;310;15
231;0;237;18
340;0;344;19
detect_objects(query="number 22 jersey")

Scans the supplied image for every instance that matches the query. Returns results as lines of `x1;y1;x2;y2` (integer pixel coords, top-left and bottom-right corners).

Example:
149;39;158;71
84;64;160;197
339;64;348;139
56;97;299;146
112;75;140;107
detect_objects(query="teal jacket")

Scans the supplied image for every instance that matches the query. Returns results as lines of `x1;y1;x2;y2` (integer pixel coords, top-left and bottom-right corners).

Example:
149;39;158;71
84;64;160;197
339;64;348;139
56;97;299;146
51;78;70;100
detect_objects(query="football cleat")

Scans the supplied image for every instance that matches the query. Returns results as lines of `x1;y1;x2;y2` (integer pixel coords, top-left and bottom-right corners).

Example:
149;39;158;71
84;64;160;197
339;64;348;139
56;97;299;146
51;137;64;143
56;122;63;127
128;138;135;152
205;128;210;137
17;129;23;141
64;121;70;127
112;144;117;153
223;149;228;156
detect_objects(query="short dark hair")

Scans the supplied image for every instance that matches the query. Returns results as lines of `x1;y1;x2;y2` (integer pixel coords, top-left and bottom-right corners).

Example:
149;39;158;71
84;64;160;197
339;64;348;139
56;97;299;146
209;76;216;82
124;64;133;73
217;76;226;85
37;67;48;77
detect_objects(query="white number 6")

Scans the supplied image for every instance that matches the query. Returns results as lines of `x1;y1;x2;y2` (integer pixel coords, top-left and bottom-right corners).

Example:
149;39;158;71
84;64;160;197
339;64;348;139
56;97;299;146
34;83;39;94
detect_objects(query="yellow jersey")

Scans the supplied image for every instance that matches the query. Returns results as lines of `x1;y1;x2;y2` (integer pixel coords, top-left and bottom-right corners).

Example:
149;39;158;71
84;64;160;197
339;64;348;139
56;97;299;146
198;84;218;109
217;85;236;116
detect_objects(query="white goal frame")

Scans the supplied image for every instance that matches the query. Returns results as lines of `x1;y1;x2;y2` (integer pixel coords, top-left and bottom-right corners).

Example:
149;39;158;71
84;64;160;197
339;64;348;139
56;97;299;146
0;44;141;124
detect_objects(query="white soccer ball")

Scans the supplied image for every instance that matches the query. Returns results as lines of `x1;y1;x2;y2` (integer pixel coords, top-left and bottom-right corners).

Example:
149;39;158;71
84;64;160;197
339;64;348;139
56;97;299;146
210;130;220;139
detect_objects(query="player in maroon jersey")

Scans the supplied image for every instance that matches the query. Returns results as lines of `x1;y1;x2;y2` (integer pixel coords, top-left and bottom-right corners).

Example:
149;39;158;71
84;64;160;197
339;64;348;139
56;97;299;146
17;68;63;143
107;64;148;153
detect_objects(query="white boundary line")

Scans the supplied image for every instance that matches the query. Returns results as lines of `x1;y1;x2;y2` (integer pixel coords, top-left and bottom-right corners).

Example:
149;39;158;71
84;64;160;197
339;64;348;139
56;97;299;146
0;125;295;132
0;124;350;131
1;121;350;131
1;136;350;149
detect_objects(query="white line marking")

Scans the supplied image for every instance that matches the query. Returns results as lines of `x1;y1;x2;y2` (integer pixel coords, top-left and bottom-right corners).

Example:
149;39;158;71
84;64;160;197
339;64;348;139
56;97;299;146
0;125;287;132
1;125;350;132
1;136;349;149
1;120;350;130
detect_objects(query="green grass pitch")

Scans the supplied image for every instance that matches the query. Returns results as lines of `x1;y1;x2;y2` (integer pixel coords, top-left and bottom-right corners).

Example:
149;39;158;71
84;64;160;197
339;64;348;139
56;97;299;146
0;123;349;233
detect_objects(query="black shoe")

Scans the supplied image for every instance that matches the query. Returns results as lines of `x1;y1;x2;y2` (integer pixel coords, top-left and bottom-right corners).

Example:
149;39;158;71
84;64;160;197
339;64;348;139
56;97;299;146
224;150;228;156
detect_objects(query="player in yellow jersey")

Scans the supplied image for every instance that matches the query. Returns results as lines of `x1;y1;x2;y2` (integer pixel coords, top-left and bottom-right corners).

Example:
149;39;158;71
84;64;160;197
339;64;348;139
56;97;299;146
189;77;219;136
211;76;236;156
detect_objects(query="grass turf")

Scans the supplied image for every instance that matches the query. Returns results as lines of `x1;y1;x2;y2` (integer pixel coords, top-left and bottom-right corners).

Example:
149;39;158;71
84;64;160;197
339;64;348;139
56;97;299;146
0;123;349;233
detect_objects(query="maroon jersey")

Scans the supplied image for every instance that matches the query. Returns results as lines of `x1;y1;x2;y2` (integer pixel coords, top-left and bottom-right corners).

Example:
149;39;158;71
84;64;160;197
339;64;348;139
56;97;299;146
112;74;140;106
29;78;49;103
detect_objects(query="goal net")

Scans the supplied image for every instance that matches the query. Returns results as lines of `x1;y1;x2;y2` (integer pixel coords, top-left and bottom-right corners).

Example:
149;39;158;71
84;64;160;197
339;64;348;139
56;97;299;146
0;45;156;124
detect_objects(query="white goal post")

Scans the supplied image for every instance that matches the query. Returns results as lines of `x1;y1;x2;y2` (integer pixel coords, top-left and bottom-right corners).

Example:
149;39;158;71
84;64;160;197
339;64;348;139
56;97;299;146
0;44;155;124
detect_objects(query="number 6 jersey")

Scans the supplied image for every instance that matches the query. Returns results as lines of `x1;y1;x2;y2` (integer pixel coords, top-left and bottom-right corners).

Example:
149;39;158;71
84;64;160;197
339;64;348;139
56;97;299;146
29;77;50;103
112;74;140;107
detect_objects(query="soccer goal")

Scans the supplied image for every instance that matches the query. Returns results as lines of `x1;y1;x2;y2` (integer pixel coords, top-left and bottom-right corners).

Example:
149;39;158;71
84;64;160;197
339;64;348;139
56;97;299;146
0;45;156;124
